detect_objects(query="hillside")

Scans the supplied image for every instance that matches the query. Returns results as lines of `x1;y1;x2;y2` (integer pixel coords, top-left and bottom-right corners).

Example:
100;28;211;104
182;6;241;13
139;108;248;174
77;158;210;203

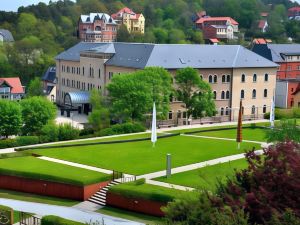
0;0;299;84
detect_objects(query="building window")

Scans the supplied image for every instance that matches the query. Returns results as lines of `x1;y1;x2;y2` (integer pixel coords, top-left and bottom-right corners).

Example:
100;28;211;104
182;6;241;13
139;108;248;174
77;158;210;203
252;89;256;99
253;74;257;82
241;90;245;99
213;91;217;99
263;105;267;113
177;110;182;119
287;66;292;71
168;111;173;120
199;74;203;80
109;72;114;80
221;91;225;99
241;74;245;82
214;75;218;83
226;75;231;82
225;107;229;115
99;69;101;78
82;67;85;76
209;75;213;83
222;75;226;83
264;89;268;98
251;105;256;114
226;91;230;99
264;73;269;82
220;107;224;116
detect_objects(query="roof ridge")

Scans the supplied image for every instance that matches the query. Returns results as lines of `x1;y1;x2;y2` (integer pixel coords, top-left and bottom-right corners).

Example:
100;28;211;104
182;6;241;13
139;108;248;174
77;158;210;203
232;45;241;67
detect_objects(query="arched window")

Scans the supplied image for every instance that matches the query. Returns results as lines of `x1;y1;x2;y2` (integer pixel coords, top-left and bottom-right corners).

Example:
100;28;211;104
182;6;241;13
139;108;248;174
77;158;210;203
209;75;213;83
251;105;256;114
95;26;101;31
253;74;257;82
263;105;267;113
241;90;245;99
225;107;229;115
213;91;217;99
252;89;256;99
226;75;231;83
264;73;269;82
226;91;230;99
221;91;225;99
82;67;85;76
220;107;224;116
222;75;226;83
214;75;218;83
264;89;268;98
241;74;245;82
199;74;203;80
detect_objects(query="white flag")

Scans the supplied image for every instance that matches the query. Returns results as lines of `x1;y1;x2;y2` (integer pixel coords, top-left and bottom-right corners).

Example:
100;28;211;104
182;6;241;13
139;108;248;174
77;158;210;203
151;102;157;146
270;96;275;127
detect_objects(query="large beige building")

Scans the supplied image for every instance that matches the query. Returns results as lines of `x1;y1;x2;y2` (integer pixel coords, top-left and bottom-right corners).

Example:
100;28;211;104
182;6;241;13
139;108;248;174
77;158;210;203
111;7;145;34
55;43;278;122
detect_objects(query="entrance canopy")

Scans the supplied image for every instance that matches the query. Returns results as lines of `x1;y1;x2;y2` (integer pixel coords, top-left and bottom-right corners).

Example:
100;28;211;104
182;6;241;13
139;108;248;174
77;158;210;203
64;91;90;107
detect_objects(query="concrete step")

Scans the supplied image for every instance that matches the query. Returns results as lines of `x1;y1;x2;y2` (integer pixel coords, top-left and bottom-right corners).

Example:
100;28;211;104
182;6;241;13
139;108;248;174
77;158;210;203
94;193;106;200
88;198;105;206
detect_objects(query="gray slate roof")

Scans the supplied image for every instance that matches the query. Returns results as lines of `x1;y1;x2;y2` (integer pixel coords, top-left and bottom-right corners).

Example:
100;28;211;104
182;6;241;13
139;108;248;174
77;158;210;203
0;29;14;42
56;42;278;69
42;67;56;83
80;13;117;25
252;44;300;63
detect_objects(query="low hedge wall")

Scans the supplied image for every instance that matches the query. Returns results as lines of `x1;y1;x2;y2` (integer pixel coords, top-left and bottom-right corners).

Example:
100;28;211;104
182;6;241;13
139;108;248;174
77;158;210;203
41;215;84;225
0;136;39;149
17;133;180;151
264;108;300;120
108;179;196;203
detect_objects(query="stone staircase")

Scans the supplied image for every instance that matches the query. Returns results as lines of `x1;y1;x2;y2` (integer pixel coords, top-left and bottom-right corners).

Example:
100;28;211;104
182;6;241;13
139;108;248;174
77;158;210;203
87;180;120;206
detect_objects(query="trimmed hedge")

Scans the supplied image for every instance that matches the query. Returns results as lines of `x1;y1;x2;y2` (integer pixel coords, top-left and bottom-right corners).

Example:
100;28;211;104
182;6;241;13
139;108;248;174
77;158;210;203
109;179;196;203
0;136;39;149
41;215;84;225
264;108;300;120
96;122;146;137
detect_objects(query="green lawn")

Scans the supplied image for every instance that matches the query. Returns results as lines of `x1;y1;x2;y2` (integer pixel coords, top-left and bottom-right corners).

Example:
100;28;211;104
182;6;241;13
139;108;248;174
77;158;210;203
98;206;164;225
29;135;260;175
109;180;196;203
0;189;78;206
155;159;247;192
0;157;110;186
194;127;268;142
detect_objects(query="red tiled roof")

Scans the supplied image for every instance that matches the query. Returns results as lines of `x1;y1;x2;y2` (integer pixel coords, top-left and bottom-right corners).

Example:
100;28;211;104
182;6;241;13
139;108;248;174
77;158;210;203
195;17;239;25
260;12;269;17
0;77;24;94
258;20;267;29
131;13;142;19
253;38;267;44
209;38;219;43
112;7;137;19
288;6;300;12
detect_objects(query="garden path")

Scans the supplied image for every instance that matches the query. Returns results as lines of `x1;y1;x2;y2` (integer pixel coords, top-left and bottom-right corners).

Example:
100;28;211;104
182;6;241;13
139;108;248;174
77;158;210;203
1;198;143;225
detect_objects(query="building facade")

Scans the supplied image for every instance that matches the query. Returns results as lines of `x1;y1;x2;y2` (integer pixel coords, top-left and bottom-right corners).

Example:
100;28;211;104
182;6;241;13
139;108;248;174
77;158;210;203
0;77;25;100
195;15;239;42
111;7;145;34
288;6;300;20
252;43;300;108
55;43;277;121
78;13;118;42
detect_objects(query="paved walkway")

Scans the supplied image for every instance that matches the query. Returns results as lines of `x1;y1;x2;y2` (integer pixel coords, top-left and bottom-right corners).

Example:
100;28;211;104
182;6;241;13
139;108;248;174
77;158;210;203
138;150;263;180
0;148;15;154
182;134;265;144
0;198;143;225
158;119;269;132
146;180;195;191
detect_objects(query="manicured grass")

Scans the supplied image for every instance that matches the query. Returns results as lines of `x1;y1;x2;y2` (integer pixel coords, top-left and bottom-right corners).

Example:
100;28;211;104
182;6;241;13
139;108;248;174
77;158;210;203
194;127;268;142
29;135;260;175
109;180;196;203
155;159;247;192
0;156;110;186
0;189;78;206
168;122;270;134
98;206;164;225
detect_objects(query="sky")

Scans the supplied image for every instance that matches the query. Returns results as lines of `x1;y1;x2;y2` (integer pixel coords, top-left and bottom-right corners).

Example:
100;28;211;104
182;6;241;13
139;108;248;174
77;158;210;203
0;0;75;12
0;0;299;12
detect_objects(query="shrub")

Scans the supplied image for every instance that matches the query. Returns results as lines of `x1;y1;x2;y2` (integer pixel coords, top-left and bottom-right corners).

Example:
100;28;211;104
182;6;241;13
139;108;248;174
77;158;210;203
40;122;59;143
58;123;80;141
0;139;17;149
15;136;40;146
79;128;94;137
97;122;146;137
41;215;84;225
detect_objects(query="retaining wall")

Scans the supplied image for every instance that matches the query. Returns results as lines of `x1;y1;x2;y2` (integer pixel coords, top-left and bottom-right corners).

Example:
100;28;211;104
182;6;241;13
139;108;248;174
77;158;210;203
106;192;166;217
0;174;109;201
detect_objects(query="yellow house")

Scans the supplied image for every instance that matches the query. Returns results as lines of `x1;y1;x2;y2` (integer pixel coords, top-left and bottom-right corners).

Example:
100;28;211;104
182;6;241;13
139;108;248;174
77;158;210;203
112;7;145;34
